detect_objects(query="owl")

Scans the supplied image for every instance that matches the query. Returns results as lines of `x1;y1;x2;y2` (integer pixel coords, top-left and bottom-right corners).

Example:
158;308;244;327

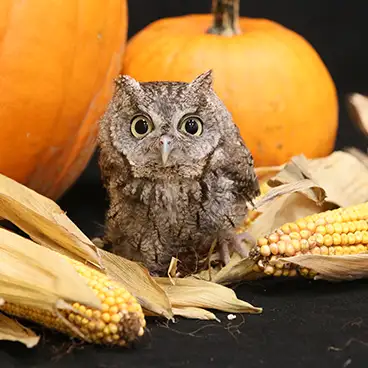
97;70;260;276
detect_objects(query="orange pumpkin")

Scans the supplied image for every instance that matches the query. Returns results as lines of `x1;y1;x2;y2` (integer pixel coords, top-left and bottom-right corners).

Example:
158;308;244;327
0;0;128;199
122;0;338;167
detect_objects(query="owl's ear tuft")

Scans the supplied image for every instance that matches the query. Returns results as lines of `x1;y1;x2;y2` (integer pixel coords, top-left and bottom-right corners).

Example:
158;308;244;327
189;69;213;91
114;74;142;95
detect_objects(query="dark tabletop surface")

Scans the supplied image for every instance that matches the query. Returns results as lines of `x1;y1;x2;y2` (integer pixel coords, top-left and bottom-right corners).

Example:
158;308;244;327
1;1;368;367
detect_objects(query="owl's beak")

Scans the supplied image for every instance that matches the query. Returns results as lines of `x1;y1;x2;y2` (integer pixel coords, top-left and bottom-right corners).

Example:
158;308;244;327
159;135;172;166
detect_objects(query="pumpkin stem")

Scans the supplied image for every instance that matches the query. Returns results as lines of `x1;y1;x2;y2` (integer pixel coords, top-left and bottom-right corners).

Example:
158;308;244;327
207;0;241;36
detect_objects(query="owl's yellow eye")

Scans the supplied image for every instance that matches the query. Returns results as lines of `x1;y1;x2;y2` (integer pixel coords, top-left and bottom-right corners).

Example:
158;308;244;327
179;116;203;136
130;115;154;139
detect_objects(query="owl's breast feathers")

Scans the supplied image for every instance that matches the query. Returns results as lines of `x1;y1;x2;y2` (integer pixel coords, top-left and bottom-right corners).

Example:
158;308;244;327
101;137;260;275
120;138;259;234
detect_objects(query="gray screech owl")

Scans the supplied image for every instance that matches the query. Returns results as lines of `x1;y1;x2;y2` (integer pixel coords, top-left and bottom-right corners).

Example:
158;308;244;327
97;70;260;276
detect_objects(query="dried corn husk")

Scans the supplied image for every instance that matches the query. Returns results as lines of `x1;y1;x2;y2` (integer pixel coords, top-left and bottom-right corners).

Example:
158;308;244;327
171;307;219;321
0;312;39;348
346;93;368;138
277;253;368;282
155;277;262;316
0;171;262;345
0;174;101;268
194;150;368;285
0;228;101;311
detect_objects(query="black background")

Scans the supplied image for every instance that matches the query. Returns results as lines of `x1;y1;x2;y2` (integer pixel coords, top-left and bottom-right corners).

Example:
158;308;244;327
2;1;368;367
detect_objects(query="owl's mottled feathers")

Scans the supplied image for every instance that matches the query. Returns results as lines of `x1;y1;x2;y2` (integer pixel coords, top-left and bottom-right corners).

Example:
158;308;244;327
97;70;260;276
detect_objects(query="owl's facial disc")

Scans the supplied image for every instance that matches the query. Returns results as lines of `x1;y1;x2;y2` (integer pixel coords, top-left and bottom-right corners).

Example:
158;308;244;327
159;135;172;166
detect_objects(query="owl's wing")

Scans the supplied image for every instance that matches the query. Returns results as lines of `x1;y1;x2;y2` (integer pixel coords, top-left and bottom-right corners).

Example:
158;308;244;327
97;121;131;192
208;138;260;207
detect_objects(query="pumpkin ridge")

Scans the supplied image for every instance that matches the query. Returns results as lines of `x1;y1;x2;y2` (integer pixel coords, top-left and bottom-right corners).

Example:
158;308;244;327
50;0;129;199
24;1;90;195
0;1;12;53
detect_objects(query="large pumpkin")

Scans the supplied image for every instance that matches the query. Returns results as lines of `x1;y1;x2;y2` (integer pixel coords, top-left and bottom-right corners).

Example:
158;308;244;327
122;0;338;167
0;0;128;199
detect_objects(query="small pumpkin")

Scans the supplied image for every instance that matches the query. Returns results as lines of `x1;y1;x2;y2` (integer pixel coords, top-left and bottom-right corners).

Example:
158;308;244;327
122;0;338;167
0;0;128;199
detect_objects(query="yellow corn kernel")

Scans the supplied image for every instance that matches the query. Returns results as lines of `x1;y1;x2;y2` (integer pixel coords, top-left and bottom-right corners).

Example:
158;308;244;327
289;269;298;277
357;244;366;253
260;245;271;257
300;230;311;239
290;232;301;241
264;265;275;275
306;222;316;232
269;243;279;255
341;233;348;245
296;220;307;230
285;244;296;256
277;241;287;254
281;223;292;234
268;233;280;243
333;223;343;234
257;237;268;246
316;225;327;235
301;239;310;252
315;233;324;245
291;239;301;252
0;257;146;346
320;246;329;255
332;233;341;245
328;247;336;255
274;269;283;277
335;246;344;255
323;234;333;246
311;247;321;255
249;202;368;279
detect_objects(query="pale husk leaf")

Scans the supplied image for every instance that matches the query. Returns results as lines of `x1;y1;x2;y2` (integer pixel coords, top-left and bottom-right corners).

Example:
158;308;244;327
344;147;368;169
210;254;264;285
266;155;327;204
268;152;368;208
268;154;313;185
0;312;40;348
278;253;368;281
0;173;101;268
172;307;219;321
155;277;262;314
0;228;101;311
168;257;179;285
346;93;368;138
249;180;326;242
190;260;222;283
98;249;173;319
307;151;368;207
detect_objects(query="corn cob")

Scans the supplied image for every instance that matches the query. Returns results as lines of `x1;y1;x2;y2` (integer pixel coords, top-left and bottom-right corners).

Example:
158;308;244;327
0;257;146;346
249;202;368;278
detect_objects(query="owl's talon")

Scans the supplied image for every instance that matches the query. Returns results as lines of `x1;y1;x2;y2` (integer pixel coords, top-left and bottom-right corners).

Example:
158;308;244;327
233;231;256;258
219;242;231;265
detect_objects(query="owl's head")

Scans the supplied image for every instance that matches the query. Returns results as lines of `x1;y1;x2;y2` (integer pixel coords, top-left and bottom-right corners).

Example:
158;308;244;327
99;70;238;179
